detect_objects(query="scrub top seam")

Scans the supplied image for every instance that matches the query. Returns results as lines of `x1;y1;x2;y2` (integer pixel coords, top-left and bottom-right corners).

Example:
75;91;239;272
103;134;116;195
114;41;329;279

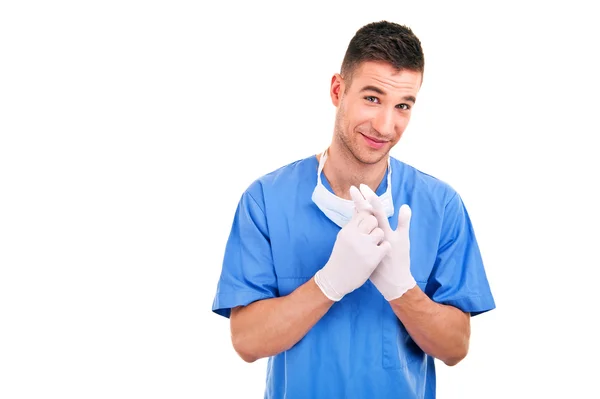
246;190;266;217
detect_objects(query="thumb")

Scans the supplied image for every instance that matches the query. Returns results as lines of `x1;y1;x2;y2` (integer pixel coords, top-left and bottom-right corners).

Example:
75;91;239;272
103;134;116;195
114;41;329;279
397;204;412;229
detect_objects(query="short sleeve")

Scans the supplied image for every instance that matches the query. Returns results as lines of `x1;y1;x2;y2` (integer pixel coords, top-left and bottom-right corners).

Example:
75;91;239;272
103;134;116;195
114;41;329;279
211;187;278;318
425;192;496;316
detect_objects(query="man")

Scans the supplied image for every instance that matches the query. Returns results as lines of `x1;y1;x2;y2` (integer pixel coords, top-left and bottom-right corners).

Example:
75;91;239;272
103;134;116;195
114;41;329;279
211;20;495;398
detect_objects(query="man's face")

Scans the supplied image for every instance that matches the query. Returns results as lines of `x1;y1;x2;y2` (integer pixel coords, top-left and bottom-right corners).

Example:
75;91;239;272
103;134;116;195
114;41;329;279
330;61;422;165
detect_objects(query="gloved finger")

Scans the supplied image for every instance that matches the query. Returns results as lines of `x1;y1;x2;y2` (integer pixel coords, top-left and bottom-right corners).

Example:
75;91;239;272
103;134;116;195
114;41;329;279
359;184;392;233
348;210;368;228
397;204;412;228
356;213;378;234
369;227;385;245
350;185;372;213
359;183;385;213
375;240;392;260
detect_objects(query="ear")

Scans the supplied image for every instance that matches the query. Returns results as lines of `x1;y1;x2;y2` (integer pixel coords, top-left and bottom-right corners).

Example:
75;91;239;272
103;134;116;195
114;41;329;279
330;73;344;107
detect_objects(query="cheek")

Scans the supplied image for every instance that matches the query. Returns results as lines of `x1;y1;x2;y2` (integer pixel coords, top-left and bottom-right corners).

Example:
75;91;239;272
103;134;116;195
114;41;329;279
394;115;411;139
349;104;375;130
398;116;410;130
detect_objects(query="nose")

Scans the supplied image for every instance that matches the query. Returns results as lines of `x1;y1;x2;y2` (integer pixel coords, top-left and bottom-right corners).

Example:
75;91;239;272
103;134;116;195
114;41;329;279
371;108;395;138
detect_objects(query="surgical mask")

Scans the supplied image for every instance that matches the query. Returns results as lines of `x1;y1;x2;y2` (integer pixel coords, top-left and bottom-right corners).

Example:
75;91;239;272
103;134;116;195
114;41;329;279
311;149;394;228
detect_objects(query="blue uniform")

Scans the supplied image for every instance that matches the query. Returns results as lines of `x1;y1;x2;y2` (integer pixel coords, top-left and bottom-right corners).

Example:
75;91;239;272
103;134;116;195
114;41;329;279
212;154;495;398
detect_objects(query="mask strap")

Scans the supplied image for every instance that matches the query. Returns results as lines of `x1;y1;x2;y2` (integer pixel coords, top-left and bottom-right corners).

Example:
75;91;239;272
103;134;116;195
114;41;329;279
317;149;328;183
386;156;392;190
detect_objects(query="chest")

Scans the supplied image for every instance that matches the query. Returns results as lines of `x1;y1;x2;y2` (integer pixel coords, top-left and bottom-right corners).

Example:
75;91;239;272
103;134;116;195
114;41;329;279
268;201;439;296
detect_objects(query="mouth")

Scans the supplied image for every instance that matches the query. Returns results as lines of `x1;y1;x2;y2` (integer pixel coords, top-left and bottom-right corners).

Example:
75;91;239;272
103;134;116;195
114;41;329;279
360;133;388;149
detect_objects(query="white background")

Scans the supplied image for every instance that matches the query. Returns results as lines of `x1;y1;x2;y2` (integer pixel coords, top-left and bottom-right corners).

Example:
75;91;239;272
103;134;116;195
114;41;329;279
1;1;599;398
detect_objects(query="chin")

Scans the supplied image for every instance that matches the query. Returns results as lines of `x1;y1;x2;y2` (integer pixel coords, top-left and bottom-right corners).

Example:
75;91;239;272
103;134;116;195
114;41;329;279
354;148;388;165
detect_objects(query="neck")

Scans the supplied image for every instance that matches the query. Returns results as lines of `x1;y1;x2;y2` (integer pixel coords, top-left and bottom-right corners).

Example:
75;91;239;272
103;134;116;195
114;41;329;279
320;143;388;200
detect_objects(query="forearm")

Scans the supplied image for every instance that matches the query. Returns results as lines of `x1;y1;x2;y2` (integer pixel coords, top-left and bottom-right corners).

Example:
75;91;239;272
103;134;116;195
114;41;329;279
389;286;471;366
230;277;333;363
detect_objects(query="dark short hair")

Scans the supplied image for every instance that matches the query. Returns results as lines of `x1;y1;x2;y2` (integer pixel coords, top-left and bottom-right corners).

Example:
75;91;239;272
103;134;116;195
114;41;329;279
340;21;425;83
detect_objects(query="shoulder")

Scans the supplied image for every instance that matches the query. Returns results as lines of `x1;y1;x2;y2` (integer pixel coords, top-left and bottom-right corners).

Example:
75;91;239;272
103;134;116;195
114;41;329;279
390;156;458;206
242;154;318;209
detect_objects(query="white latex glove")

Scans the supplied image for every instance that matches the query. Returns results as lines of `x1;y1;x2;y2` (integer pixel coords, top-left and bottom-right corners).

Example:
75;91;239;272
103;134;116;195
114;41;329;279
357;184;417;301
314;186;392;301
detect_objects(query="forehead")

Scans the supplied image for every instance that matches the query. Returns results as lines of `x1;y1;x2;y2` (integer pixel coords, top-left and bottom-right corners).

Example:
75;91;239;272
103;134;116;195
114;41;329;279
348;61;422;93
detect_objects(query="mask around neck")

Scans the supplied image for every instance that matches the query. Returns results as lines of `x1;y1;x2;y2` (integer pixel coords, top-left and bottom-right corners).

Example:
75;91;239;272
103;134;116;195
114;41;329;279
311;149;394;228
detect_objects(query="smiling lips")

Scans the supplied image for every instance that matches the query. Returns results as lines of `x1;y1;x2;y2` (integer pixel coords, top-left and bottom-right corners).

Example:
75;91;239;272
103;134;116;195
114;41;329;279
361;133;387;149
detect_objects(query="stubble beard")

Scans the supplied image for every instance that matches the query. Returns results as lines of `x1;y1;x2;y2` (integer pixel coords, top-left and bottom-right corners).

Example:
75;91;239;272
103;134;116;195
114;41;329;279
334;115;389;166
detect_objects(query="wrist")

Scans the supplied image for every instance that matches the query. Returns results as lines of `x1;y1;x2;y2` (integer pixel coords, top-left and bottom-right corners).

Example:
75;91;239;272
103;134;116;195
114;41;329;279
385;278;417;301
374;273;416;302
314;270;344;302
388;282;420;308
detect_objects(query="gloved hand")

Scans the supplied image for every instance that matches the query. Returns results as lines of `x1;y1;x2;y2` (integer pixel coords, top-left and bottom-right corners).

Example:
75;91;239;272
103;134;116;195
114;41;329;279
357;184;416;301
314;186;392;301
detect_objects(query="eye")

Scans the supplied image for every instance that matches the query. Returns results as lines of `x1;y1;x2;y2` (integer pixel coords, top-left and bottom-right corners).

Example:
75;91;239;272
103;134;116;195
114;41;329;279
396;103;411;110
364;96;380;104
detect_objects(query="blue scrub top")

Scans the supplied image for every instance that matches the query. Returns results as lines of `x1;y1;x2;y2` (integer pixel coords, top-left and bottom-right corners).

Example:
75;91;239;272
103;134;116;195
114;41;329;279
212;155;495;399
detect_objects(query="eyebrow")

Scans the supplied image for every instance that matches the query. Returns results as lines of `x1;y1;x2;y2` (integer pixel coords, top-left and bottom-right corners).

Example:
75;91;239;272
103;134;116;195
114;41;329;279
359;85;416;104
